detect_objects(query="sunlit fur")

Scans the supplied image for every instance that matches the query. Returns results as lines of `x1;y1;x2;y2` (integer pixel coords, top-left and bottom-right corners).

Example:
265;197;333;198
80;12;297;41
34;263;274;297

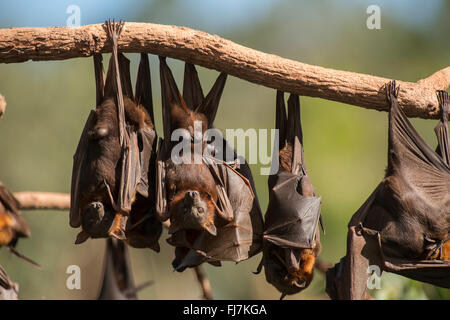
78;96;153;238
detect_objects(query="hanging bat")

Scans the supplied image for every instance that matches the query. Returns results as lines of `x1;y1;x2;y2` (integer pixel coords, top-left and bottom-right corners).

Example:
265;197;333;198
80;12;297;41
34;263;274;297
0;183;40;268
254;92;322;300
97;238;152;300
70;20;161;250
0;265;18;300
326;82;450;300
156;58;263;271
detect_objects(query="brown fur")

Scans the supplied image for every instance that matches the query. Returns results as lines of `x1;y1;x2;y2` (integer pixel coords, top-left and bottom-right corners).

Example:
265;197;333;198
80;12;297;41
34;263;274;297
78;97;153;218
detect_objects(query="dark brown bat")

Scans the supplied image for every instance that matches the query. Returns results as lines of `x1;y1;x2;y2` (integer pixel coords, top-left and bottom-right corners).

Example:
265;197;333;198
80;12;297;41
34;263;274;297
0;265;18;300
326;82;450;300
70;20;161;250
156;58;263;271
97;238;152;300
0;183;40;268
254;92;322;300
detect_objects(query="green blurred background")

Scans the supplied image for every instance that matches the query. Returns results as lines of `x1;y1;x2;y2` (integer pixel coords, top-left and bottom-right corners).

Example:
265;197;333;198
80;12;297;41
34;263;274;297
0;0;448;300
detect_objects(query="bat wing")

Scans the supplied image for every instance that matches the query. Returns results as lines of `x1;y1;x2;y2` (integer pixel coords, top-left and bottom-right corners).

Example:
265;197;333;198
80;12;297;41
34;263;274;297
135;53;154;121
387;82;450;210
134;53;157;198
98;239;151;300
264;93;321;249
159;56;185;145
70;110;96;228
172;157;263;270
0;265;18;300
155;138;169;221
93;53;105;107
434;90;449;166
330;83;450;299
0;183;20;215
264;172;321;249
70;53;105;228
183;63;204;110
195;72;227;127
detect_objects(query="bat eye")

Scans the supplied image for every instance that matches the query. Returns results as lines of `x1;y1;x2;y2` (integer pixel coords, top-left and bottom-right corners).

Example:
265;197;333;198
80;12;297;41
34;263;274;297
198;207;204;214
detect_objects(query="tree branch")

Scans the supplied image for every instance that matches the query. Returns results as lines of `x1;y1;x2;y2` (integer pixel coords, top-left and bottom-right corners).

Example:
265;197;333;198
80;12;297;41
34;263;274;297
13;192;70;210
0;23;448;119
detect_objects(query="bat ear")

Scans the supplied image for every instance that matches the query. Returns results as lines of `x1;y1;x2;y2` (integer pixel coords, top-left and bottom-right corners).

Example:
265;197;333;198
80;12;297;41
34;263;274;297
75;230;90;244
183;63;204;110
135;53;154;121
203;221;217;236
196;72;227;127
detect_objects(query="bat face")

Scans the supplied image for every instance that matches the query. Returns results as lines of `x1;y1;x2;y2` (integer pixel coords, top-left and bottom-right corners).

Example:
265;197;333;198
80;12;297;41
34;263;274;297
170;190;217;236
264;245;317;296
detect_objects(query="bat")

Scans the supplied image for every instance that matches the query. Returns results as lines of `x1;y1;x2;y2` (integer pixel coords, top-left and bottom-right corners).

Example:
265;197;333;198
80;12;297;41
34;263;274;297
254;92;322;300
97;238;152;300
0;183;40;268
0;265;18;300
70;20;161;250
326;82;450;300
156;58;263;271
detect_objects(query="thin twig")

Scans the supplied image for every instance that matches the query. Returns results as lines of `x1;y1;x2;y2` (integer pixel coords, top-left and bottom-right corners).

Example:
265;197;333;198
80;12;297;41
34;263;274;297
13;192;70;210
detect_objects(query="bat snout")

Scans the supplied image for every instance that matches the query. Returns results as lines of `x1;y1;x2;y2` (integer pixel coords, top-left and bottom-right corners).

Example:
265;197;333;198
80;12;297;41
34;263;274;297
185;190;200;200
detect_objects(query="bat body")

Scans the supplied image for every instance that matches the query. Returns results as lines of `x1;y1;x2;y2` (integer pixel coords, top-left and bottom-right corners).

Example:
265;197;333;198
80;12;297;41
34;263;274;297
157;58;263;271
0;183;39;268
97;238;151;300
326;83;450;300
0;266;18;300
256;92;322;299
70;20;161;250
0;183;29;247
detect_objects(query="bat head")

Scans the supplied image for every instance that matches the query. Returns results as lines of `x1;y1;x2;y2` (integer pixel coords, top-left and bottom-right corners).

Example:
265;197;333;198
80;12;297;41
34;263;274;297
170;190;217;236
264;246;314;298
80;201;115;239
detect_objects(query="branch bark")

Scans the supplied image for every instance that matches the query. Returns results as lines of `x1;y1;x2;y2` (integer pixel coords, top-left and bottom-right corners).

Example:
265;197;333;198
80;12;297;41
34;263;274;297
0;23;448;119
13;192;70;210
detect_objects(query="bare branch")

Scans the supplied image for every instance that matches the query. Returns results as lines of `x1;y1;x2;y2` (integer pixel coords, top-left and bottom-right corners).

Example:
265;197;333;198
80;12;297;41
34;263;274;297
13;192;70;210
0;23;448;119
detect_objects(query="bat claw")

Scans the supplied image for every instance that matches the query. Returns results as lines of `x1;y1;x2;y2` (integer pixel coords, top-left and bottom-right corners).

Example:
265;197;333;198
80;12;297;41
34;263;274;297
108;213;126;240
385;80;400;104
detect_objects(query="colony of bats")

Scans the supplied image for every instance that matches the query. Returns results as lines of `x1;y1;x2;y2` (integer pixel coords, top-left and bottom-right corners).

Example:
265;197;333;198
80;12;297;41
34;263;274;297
0;20;448;300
